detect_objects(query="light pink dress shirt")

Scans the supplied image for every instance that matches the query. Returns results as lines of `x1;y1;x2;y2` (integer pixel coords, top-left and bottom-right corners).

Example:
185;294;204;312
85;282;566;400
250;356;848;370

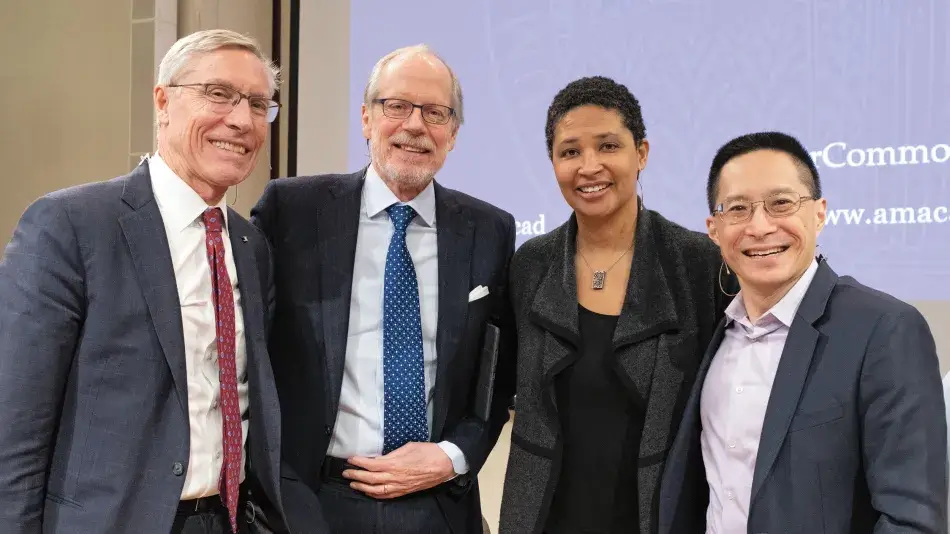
700;259;819;533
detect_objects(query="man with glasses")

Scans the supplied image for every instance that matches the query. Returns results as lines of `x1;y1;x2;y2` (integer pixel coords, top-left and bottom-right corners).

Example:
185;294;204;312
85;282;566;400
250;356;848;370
251;44;517;534
0;30;309;533
659;131;947;533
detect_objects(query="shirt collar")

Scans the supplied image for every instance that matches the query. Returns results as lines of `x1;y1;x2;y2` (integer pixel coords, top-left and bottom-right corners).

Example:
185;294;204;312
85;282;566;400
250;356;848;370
148;153;229;233
362;163;436;227
725;258;820;328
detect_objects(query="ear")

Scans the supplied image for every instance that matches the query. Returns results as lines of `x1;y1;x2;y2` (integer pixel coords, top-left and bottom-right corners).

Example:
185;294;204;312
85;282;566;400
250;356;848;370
361;102;372;140
636;138;650;170
154;85;170;127
814;197;827;234
706;214;721;247
445;121;459;152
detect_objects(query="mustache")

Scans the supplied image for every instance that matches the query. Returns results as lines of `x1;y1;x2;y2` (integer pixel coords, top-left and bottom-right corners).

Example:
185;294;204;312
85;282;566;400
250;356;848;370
389;133;434;151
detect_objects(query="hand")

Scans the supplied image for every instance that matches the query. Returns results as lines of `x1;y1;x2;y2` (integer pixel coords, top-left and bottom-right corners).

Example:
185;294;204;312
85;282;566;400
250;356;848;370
343;442;456;499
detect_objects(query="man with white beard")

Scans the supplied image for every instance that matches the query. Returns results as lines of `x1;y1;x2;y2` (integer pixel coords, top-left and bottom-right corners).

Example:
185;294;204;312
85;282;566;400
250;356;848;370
251;44;517;534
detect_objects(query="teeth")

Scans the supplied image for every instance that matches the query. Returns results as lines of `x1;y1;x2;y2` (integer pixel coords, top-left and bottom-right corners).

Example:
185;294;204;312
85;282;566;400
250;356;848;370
211;140;247;154
747;247;785;257
579;184;608;193
399;145;426;153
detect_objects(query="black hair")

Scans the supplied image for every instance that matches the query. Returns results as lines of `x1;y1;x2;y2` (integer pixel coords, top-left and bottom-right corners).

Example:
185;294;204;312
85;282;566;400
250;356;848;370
545;76;646;158
706;131;821;213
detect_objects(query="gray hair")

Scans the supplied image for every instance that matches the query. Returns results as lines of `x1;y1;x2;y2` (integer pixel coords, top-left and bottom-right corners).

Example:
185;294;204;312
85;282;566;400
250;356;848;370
362;44;464;125
157;29;280;96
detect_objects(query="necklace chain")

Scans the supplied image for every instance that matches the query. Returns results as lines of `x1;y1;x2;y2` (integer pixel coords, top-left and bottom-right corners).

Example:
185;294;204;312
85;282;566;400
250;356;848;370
577;240;634;290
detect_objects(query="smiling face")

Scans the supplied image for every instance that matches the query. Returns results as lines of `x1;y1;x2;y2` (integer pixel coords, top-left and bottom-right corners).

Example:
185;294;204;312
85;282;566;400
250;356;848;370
361;53;458;198
154;47;271;204
550;105;648;220
707;149;827;298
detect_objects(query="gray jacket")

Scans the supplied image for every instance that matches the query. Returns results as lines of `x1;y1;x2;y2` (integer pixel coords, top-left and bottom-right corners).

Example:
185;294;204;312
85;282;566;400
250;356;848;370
499;208;730;534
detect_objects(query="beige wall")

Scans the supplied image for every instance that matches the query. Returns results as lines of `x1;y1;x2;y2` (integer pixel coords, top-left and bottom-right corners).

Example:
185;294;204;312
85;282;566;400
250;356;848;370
0;0;134;243
0;0;281;245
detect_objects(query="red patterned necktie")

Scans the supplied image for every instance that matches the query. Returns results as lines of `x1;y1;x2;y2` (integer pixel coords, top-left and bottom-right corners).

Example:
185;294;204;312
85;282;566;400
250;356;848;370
202;207;241;533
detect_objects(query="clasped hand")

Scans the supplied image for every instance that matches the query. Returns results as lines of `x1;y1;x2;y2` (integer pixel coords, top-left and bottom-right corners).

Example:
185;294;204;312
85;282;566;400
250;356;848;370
343;442;456;499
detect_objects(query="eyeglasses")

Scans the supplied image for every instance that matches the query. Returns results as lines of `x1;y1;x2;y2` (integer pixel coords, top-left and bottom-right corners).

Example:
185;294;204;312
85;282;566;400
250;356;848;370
168;83;280;123
374;98;454;125
714;191;815;224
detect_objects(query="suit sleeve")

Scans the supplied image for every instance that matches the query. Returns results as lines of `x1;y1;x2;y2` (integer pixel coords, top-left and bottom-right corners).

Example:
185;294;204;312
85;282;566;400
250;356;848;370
860;307;948;533
442;213;517;481
250;183;331;533
0;196;85;532
250;181;279;335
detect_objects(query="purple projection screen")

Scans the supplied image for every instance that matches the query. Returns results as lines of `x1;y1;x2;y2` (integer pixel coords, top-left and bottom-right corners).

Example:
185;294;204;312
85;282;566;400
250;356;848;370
347;1;950;302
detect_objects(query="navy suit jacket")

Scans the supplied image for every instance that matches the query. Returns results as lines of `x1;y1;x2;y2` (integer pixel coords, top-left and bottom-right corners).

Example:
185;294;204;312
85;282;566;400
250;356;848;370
660;258;948;534
0;162;288;533
250;168;518;534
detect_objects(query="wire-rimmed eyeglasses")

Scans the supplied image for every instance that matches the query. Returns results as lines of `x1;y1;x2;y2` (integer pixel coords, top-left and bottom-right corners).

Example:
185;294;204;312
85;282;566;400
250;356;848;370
169;83;280;123
714;191;815;224
374;98;454;125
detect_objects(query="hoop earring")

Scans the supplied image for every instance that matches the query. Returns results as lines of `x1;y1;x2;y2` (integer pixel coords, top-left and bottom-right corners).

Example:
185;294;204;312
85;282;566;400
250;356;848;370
636;169;644;210
719;261;738;297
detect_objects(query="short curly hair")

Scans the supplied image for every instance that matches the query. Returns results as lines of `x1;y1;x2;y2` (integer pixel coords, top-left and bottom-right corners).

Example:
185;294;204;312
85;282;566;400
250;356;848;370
545;76;647;158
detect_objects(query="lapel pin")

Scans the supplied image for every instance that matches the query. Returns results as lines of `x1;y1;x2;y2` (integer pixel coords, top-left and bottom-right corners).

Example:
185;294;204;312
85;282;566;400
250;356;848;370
241;236;249;243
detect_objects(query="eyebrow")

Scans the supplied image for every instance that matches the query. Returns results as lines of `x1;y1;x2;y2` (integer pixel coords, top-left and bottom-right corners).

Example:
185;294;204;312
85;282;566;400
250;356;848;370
721;187;802;203
557;132;621;146
205;79;269;99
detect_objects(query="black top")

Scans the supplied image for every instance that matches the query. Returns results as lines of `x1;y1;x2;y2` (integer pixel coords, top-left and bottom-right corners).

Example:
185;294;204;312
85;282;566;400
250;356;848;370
545;305;645;533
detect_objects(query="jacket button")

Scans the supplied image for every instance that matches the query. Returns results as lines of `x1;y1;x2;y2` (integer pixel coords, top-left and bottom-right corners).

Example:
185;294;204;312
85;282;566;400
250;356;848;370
324;425;331;436
173;462;184;476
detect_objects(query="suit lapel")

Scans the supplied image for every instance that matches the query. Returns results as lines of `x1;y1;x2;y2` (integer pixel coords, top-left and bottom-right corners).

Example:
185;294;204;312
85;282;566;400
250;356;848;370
750;260;837;502
431;184;474;439
613;209;679;406
528;217;580;390
318;172;364;419
118;162;188;411
227;213;267;373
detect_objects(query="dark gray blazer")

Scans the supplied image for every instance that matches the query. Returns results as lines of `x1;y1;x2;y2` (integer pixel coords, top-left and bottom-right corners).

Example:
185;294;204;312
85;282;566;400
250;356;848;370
250;168;517;534
659;258;948;534
0;162;285;533
499;208;730;534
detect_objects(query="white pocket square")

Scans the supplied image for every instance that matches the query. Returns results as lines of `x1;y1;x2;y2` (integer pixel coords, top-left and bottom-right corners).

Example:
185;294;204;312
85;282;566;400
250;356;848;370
468;285;490;302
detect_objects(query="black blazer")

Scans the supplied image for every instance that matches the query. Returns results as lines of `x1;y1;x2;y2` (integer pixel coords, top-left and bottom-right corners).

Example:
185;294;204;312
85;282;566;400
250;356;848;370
499;207;731;534
250;168;517;534
660;259;948;534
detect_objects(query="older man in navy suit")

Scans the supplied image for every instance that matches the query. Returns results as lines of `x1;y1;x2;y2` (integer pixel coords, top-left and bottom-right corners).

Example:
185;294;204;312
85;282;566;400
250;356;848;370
252;44;517;534
0;30;320;533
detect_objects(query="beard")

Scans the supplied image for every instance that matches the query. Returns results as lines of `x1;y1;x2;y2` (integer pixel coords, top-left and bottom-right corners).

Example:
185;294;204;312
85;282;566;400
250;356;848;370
370;133;438;190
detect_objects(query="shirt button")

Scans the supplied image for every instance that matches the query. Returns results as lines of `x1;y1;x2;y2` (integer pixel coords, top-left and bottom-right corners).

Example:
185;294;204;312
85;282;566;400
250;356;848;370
729;441;737;449
211;400;219;410
172;462;184;476
736;386;743;393
727;491;734;500
216;451;222;460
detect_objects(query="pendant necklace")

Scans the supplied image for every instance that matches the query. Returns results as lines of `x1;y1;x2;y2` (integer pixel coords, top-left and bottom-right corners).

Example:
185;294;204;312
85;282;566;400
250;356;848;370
577;241;634;290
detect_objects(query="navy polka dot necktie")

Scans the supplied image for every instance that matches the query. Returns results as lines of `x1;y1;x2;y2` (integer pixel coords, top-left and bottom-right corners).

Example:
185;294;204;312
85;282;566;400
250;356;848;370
382;204;429;453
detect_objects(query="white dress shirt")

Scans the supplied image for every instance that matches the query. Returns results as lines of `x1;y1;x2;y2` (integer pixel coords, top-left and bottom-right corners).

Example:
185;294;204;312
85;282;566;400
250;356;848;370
701;259;819;533
327;164;468;474
149;154;249;499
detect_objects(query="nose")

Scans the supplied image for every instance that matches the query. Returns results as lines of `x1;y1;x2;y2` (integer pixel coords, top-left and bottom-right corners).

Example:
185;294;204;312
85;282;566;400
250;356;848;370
225;97;253;131
578;150;604;176
744;203;778;237
402;106;426;133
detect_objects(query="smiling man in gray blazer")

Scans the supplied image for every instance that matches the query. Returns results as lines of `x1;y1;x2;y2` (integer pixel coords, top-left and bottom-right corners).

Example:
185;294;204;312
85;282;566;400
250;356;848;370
0;30;308;533
660;132;947;533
